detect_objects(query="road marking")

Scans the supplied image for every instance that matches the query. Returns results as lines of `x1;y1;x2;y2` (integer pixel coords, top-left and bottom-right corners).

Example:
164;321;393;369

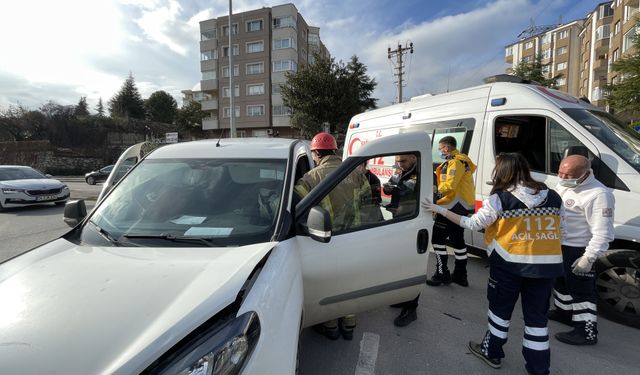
355;332;380;375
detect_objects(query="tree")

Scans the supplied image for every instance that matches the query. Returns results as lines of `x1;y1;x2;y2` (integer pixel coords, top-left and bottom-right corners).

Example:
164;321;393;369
95;97;105;117
607;29;640;117
145;90;178;124
281;52;377;137
176;100;205;130
511;54;563;88
75;96;90;117
108;73;146;119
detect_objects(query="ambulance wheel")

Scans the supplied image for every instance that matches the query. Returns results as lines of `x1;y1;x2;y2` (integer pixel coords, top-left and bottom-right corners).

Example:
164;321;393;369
595;250;640;329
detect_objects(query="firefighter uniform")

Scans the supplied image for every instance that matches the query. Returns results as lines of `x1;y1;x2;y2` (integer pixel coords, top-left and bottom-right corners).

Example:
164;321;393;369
460;188;564;375
551;172;615;344
429;149;476;285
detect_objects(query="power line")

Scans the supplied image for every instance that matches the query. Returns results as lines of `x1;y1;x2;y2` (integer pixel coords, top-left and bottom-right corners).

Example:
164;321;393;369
387;42;414;103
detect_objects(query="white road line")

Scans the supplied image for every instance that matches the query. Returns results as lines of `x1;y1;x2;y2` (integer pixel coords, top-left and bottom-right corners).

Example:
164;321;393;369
355;332;380;375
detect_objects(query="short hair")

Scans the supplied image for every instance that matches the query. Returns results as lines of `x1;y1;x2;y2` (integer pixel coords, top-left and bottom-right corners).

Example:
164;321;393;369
438;136;457;148
315;149;335;158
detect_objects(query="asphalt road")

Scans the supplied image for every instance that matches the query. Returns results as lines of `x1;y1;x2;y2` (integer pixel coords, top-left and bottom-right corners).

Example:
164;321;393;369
1;179;638;375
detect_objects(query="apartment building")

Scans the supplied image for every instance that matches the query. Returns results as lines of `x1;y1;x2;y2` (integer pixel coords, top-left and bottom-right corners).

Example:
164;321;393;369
197;3;329;138
505;21;584;96
608;0;640;84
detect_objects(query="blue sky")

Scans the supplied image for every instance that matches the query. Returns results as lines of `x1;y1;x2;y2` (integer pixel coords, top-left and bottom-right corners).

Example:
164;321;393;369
0;0;602;112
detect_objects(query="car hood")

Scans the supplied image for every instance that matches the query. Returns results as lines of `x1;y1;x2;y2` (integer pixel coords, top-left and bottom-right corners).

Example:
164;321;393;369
0;178;64;189
0;238;275;375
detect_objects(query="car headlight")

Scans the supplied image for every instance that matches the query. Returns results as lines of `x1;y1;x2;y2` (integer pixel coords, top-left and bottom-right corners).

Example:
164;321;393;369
144;311;260;375
2;188;23;194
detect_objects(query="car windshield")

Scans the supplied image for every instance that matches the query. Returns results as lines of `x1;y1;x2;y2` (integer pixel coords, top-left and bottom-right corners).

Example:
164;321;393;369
0;167;46;181
563;108;640;173
87;158;287;247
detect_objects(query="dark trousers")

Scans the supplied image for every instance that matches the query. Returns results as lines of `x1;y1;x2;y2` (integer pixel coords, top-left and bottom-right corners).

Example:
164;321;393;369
432;203;469;275
482;263;554;375
553;245;597;324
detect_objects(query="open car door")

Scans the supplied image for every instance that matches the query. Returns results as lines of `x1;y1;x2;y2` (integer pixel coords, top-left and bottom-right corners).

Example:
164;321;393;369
295;132;433;327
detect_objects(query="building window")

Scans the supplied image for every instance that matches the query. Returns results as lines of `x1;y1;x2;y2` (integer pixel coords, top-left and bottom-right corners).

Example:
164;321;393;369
505;46;513;56
308;34;320;47
222;23;238;36
222;65;239;78
201;29;216;40
556;46;568;56
272;84;282;94
222;85;239;98
246;62;264;75
595;25;611;40
522;55;532;63
556;62;567;70
542;65;550;74
599;3;613;18
614;21;621;36
556;77;567;86
623;27;638;52
247;105;265;117
613;48;619;62
223;106;240;118
246;41;264;53
273;38;297;50
524;41;534;49
557;30;569;39
273;15;296;29
273;60;298;73
201;50;217;61
246;19;263;32
624;4;640;22
247;83;265;96
272;105;291;116
222;44;239;57
202;70;216;80
542;48;551;59
540;34;551;44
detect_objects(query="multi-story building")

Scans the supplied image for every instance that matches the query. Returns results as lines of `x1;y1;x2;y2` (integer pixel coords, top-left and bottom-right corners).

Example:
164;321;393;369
579;2;614;107
505;21;584;96
608;0;640;85
197;3;329;138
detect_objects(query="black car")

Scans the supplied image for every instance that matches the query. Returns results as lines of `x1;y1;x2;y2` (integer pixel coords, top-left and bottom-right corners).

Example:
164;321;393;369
85;165;113;185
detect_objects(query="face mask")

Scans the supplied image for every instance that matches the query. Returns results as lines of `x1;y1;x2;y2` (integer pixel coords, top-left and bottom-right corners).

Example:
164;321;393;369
558;172;587;188
439;152;448;160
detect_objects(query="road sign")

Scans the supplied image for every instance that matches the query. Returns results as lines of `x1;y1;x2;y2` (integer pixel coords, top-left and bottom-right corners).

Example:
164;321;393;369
165;132;178;143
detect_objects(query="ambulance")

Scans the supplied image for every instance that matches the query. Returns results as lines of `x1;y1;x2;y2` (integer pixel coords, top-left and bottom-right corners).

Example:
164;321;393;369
344;75;640;329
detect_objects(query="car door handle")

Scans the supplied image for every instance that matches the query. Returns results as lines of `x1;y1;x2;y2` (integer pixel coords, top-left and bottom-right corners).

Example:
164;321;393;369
417;229;429;254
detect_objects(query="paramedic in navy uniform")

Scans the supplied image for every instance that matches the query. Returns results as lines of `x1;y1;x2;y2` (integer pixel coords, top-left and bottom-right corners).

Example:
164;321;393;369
423;152;565;375
548;154;615;345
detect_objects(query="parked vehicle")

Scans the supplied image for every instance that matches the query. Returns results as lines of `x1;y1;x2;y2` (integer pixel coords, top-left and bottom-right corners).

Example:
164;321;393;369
344;74;640;329
0;133;433;374
0;165;70;210
85;165;114;185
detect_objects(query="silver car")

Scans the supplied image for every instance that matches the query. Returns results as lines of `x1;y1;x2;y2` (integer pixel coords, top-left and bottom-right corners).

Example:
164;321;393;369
0;165;70;210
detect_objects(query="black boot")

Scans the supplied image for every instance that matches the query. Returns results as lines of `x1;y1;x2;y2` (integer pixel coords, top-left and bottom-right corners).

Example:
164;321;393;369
339;319;356;341
394;307;417;327
547;309;573;326
555;321;598;345
313;323;340;340
468;341;501;369
426;270;452;286
452;259;469;286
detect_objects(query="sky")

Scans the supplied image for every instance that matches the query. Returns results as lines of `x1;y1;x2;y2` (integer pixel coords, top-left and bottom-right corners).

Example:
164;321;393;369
0;0;603;112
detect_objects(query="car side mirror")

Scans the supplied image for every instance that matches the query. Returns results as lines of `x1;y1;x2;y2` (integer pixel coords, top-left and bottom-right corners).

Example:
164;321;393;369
306;205;331;243
63;199;87;227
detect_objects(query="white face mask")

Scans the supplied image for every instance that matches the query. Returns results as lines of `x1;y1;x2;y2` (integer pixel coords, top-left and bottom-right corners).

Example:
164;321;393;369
558;172;587;188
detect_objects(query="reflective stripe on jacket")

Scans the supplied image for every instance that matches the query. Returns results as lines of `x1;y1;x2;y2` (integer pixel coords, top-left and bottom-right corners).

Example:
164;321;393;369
484;190;564;278
435;149;476;209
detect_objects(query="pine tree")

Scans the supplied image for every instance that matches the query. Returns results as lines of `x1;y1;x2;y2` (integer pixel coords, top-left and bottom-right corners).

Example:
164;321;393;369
95;97;105;117
145;90;178;124
75;96;90;117
108;73;146;119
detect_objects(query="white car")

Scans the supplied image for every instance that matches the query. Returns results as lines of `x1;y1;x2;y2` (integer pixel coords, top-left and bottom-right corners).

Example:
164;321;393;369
0;133;433;374
0;165;70;210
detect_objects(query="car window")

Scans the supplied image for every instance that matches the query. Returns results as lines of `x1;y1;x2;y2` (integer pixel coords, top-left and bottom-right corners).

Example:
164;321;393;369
86;158;287;247
0;167;46;181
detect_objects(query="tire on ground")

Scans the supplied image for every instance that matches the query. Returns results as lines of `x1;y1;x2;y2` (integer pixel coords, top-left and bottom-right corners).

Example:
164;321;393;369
595;249;640;329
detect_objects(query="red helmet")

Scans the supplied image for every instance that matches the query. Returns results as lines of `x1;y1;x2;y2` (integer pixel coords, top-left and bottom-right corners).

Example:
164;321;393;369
310;132;337;151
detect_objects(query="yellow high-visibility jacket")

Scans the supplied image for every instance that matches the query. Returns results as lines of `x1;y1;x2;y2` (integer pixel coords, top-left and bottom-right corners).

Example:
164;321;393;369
435;149;476;210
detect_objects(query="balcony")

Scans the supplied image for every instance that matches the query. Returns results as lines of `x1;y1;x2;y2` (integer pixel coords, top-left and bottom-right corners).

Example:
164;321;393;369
593;58;608;70
200;39;217;51
201;79;218;92
595;37;610;51
202;118;219;130
201;98;218;111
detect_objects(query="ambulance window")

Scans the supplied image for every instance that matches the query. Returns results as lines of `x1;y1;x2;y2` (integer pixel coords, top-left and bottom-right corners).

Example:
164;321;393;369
433;128;469;164
494;116;546;172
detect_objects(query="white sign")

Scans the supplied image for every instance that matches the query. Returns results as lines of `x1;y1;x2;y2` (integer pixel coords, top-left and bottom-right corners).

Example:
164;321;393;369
165;132;178;143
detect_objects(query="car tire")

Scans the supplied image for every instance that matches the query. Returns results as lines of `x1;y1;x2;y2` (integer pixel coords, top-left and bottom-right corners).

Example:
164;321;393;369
595;250;640;329
87;176;95;185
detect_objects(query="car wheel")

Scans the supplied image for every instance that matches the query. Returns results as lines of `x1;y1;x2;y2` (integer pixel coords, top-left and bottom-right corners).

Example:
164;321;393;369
595;250;640;328
87;176;95;185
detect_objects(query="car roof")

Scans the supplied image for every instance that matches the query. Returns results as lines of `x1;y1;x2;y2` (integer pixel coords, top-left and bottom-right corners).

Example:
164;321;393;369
146;138;302;160
0;165;35;169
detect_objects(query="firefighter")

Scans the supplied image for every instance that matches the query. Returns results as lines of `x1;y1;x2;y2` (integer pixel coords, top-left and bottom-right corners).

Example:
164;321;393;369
548;154;615;345
427;136;477;287
294;132;371;340
423;153;565;375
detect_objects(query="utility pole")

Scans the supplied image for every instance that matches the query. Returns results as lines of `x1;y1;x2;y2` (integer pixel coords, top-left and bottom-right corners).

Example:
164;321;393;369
388;42;413;103
228;0;236;137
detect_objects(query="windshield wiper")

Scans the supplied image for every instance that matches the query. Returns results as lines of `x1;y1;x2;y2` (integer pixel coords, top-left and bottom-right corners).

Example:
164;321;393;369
121;234;217;247
89;221;121;246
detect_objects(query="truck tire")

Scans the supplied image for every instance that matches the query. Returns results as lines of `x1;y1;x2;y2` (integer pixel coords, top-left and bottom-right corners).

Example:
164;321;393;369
595;250;640;329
